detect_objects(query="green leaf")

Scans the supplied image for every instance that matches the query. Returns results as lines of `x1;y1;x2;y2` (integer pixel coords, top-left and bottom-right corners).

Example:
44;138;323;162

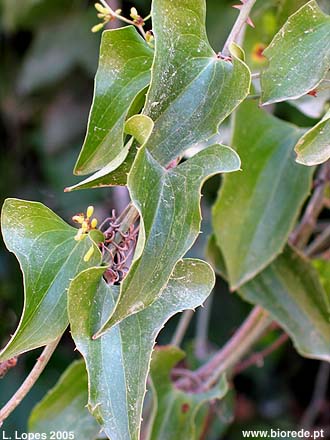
68;259;215;440
29;360;100;439
96;144;240;334
207;237;330;362
212;99;313;289
74;26;153;175
66;142;134;192
261;0;330;105
295;109;330;166
69;0;250;190
148;346;228;440
0;199;103;361
65;115;154;192
276;0;309;28
313;259;330;303
142;0;251;167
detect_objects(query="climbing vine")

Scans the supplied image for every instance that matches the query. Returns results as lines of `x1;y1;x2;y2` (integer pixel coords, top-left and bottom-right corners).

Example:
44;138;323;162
1;0;330;438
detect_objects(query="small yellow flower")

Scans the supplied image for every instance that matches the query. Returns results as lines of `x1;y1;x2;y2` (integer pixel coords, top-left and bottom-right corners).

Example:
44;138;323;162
72;214;85;224
91;218;98;229
146;31;154;45
94;3;109;15
251;43;267;64
91;22;105;33
130;7;139;20
72;206;99;240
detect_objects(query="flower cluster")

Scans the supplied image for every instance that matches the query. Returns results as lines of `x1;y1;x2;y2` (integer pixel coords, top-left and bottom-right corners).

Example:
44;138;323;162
91;3;122;33
72;205;98;242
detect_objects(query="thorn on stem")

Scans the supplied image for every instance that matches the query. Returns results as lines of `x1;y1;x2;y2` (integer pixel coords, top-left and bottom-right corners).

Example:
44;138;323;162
232;1;255;28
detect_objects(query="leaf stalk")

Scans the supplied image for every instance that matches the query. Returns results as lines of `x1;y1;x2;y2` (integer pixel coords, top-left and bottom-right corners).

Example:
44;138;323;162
176;306;270;392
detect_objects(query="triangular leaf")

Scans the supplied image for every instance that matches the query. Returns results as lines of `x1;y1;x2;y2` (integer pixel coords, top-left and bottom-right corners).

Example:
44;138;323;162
29;360;100;439
148;346;228;440
261;0;330;105
70;0;250;191
68;259;215;440
143;0;251;167
213;99;313;289
0;199;102;361
74;26;153;175
97;144;240;334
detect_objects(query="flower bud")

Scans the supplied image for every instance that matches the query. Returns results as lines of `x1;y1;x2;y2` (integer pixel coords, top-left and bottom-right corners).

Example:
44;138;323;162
146;31;154;44
72;214;85;224
94;3;109;15
74;228;84;241
87;206;94;218
82;221;89;233
130;7;139;20
84;246;95;262
91;22;105;33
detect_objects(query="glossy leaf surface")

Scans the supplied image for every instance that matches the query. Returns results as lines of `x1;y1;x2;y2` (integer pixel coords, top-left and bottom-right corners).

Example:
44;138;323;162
65;116;154;192
0;199;102;361
143;0;251;167
74;26;153;175
242;0;307;70
29;360;100;439
97;144;240;334
213;99;313;289
295;109;330;166
261;1;330;105
68;259;215;440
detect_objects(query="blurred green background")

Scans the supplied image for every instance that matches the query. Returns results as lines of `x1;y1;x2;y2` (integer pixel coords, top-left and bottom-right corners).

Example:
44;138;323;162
0;0;329;438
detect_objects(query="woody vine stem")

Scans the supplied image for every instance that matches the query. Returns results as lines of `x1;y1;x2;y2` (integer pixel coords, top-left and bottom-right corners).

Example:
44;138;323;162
0;336;62;425
222;0;257;55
